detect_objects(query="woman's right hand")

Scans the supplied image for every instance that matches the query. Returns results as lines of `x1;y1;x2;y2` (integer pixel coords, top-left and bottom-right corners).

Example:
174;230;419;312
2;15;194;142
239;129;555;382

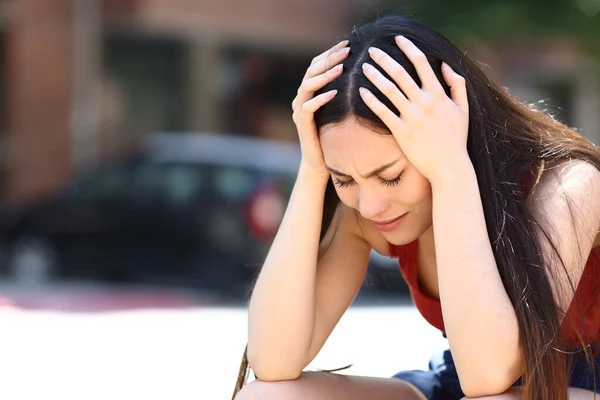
291;40;350;178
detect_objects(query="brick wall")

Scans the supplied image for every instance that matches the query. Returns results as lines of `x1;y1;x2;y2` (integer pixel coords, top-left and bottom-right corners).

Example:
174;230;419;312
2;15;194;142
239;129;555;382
4;0;72;204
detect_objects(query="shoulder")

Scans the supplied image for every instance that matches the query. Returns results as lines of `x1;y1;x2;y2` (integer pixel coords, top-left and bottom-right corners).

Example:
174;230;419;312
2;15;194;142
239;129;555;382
525;159;600;311
526;159;600;219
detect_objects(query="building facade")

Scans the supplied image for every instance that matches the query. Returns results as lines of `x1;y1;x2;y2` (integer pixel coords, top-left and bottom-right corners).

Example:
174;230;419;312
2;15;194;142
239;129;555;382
1;0;599;204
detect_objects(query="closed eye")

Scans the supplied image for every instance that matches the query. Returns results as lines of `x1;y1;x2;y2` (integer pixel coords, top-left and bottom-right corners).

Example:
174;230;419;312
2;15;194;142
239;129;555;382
333;177;354;188
333;172;404;188
379;173;403;187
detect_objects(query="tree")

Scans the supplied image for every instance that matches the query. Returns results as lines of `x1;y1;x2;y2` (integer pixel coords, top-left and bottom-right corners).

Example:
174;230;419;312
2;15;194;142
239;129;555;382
371;0;600;58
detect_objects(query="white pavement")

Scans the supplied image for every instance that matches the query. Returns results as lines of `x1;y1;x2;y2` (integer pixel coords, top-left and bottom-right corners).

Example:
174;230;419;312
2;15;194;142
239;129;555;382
0;298;449;400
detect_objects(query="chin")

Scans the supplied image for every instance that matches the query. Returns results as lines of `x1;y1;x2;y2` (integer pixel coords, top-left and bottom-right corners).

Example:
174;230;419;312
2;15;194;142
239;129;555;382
383;222;431;246
382;229;419;246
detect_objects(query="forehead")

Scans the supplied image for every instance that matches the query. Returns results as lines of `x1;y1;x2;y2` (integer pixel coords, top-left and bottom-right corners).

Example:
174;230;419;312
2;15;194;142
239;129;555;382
320;118;402;163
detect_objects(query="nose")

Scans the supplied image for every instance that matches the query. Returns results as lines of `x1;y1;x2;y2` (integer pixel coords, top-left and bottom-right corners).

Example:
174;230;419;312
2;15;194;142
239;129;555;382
357;186;390;220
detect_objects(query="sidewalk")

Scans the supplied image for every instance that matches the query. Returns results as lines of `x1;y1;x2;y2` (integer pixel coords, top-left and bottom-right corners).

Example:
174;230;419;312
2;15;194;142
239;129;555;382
0;293;448;400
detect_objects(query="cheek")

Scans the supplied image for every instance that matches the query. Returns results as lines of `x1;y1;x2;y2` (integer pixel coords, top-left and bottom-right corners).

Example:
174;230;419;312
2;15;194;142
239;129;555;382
398;170;432;204
403;178;431;206
397;182;431;205
334;185;359;208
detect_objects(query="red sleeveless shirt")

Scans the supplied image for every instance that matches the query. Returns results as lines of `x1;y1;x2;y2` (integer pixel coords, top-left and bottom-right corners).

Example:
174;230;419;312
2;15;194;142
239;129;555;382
388;240;600;347
388;168;600;347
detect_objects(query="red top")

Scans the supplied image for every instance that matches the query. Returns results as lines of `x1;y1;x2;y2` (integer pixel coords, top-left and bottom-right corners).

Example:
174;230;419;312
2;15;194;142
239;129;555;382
389;165;600;347
389;240;600;347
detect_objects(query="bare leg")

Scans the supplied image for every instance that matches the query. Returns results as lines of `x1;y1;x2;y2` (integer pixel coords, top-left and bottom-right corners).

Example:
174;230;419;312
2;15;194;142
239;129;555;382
235;371;427;400
462;387;596;400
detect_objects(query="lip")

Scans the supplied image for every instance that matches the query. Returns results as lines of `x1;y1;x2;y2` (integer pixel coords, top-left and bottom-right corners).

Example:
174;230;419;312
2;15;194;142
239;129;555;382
372;213;408;232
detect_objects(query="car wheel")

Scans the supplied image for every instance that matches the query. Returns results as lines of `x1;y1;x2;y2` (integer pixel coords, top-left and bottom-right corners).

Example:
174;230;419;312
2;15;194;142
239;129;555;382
7;236;57;285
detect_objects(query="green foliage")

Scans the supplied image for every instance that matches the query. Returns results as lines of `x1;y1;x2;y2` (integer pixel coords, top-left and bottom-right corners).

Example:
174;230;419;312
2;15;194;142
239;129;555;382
377;0;600;58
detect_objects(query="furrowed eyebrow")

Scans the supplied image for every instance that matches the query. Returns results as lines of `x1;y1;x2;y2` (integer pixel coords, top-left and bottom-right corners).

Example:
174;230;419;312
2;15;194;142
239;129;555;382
326;159;401;179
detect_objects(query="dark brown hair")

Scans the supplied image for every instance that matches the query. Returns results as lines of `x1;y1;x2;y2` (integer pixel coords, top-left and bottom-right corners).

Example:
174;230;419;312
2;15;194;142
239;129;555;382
233;14;600;399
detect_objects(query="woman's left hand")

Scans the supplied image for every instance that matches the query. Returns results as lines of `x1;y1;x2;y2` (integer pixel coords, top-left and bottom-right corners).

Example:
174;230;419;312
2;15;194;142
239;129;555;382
359;35;471;184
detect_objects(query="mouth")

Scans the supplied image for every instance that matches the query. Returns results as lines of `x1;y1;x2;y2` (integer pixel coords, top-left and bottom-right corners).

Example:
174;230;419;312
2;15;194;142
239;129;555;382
371;213;408;232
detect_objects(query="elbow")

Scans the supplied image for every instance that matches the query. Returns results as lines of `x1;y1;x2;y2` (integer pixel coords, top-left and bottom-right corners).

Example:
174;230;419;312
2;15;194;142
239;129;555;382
460;373;516;398
251;367;303;383
459;364;521;398
246;346;304;382
459;355;522;398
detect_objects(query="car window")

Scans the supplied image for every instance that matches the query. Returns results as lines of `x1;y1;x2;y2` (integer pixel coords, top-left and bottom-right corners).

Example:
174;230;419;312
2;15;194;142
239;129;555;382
67;164;133;202
132;163;204;206
212;166;296;204
213;167;258;203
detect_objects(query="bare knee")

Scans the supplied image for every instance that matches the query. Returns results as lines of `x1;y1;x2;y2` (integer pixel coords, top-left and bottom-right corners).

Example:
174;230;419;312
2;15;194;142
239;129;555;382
234;377;304;400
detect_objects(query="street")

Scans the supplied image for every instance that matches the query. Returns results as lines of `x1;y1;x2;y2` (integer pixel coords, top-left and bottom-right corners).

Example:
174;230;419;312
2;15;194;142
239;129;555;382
0;283;449;400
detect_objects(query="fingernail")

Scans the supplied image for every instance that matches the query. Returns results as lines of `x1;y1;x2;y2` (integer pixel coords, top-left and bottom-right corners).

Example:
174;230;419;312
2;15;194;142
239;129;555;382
362;63;373;72
395;35;406;43
333;64;343;72
329;89;338;96
339;39;349;47
359;87;369;96
339;47;351;54
368;47;381;55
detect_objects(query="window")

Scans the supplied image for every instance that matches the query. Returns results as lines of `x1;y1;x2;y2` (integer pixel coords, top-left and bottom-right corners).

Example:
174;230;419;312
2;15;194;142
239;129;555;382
67;164;134;202
104;34;187;136
213;167;258;203
132;163;204;206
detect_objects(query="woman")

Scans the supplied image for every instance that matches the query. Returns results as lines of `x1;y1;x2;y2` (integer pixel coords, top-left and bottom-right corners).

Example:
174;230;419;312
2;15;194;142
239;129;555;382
232;14;600;400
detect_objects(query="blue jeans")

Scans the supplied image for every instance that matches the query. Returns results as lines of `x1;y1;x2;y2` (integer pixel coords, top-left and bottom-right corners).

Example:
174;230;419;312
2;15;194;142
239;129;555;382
393;348;600;400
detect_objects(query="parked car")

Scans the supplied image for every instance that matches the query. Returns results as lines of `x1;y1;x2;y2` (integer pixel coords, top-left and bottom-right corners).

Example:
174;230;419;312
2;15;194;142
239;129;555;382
0;133;407;294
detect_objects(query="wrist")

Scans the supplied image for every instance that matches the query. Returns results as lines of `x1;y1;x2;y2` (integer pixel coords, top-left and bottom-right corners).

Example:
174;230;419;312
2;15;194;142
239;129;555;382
429;156;476;191
298;162;331;184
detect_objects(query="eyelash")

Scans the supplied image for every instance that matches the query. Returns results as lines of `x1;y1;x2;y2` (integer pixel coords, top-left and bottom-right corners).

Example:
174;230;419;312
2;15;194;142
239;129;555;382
333;173;403;189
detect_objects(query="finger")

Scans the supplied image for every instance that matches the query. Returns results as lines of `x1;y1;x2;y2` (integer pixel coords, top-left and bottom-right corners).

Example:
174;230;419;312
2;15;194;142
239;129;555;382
358;87;406;137
442;62;469;112
299;89;338;119
311;40;349;66
361;62;411;115
395;36;443;93
293;64;343;112
305;46;350;79
304;64;344;93
367;47;421;101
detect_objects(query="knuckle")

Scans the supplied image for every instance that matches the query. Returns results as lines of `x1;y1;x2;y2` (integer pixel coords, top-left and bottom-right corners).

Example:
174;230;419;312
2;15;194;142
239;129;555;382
301;102;311;114
420;95;435;110
431;88;446;99
412;52;428;64
297;85;308;98
382;80;396;93
390;65;405;79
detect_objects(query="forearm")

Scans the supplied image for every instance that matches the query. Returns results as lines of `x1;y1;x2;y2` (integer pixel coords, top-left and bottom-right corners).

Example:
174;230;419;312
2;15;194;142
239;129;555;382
430;162;522;395
247;164;329;380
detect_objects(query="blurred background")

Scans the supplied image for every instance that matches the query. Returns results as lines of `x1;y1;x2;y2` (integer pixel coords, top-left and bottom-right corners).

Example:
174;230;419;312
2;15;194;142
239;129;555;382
0;0;598;399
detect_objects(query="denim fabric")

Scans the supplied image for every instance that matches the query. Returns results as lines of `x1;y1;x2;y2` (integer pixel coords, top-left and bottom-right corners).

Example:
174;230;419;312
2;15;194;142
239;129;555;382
393;348;600;400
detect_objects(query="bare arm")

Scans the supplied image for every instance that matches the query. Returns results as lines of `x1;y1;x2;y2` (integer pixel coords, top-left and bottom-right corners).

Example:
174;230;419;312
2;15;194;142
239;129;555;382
247;167;371;381
432;160;600;397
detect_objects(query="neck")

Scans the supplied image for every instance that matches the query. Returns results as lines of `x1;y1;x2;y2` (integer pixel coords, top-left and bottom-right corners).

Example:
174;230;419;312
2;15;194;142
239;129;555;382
418;225;437;267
